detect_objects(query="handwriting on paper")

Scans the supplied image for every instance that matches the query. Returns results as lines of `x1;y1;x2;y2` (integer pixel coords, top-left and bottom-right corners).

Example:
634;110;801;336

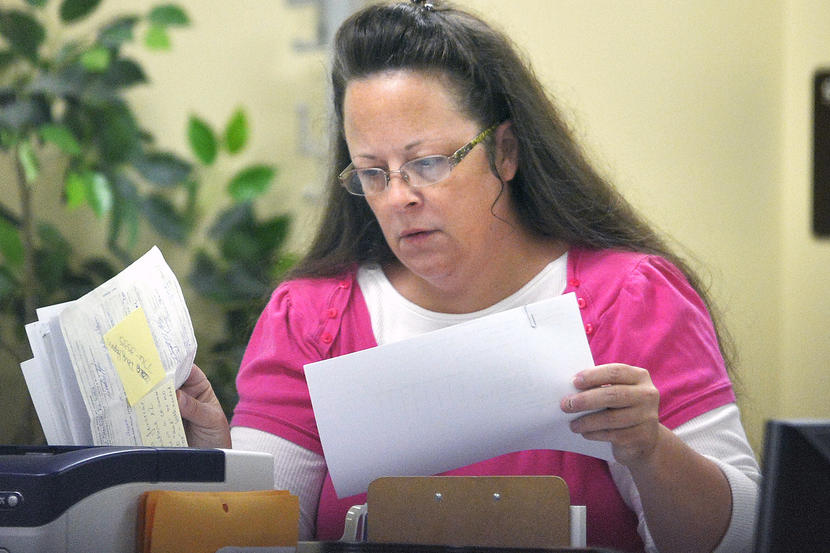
136;378;187;447
104;307;165;406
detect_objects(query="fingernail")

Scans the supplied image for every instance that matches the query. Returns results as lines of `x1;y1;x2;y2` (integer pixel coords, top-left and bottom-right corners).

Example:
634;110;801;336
573;373;584;387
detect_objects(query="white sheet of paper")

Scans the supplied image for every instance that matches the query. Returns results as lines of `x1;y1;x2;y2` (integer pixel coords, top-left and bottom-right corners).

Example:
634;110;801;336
57;246;195;446
20;358;71;445
305;292;613;498
31;301;92;445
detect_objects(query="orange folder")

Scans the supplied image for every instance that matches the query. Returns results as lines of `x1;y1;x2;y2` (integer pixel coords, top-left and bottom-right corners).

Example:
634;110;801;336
138;489;299;553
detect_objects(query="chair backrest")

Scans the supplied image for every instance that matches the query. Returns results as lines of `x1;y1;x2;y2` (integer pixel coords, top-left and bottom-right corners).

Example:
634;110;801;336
366;476;572;548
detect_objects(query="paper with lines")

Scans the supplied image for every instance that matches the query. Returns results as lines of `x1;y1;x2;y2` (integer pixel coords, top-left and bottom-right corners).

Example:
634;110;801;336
23;246;193;446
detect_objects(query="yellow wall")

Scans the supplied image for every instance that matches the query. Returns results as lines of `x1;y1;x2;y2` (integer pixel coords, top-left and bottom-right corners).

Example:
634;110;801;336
780;1;830;419
460;0;788;451
2;1;829;450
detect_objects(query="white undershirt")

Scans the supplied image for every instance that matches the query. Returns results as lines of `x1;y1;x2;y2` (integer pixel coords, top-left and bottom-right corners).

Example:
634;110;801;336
232;258;760;551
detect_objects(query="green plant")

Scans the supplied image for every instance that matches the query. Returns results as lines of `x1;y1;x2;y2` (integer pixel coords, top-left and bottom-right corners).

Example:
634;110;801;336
0;0;293;441
183;108;297;414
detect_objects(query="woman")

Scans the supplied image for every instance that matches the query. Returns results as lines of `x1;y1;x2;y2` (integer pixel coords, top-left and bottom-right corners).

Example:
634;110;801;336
178;2;760;551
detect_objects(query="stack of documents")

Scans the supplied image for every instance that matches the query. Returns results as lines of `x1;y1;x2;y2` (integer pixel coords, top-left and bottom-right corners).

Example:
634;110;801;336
20;246;196;447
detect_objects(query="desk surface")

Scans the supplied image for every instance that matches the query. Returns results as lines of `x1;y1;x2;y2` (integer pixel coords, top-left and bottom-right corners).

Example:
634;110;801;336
297;542;620;553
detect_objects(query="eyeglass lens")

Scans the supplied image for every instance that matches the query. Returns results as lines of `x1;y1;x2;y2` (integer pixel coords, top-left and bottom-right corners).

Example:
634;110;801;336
351;155;452;195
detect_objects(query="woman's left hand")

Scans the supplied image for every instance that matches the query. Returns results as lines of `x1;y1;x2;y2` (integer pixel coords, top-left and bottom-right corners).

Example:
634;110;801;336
177;364;232;449
560;363;662;467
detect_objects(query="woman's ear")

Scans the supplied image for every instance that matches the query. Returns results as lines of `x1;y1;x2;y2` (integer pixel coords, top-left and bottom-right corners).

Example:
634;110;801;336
494;120;518;182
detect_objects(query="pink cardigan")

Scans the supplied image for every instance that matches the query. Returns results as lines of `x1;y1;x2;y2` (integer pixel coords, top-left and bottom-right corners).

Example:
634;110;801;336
232;248;735;552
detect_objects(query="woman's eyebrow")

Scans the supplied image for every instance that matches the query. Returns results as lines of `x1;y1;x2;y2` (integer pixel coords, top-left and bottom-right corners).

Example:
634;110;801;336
352;139;430;162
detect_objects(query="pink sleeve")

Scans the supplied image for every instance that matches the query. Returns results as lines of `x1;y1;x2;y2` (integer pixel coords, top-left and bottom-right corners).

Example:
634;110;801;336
231;284;326;455
588;256;735;430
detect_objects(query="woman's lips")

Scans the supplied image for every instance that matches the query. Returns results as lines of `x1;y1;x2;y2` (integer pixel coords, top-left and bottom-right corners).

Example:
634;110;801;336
400;229;436;242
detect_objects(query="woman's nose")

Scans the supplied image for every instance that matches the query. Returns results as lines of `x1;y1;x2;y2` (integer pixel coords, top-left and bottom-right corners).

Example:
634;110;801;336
385;172;420;207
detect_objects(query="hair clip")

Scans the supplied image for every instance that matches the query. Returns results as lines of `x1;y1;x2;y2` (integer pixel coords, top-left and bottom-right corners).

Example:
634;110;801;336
411;0;436;11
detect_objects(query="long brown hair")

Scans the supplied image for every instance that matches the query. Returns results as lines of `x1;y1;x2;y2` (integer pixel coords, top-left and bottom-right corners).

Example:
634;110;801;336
288;1;735;371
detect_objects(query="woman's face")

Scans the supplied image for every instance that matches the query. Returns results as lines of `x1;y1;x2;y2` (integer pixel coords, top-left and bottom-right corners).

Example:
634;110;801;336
342;70;519;295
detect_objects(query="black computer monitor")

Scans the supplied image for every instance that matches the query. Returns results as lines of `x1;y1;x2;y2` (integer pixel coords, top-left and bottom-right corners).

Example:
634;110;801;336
754;419;830;553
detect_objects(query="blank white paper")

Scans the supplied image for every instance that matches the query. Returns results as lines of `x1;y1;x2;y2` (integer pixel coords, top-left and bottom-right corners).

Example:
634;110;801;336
305;292;614;498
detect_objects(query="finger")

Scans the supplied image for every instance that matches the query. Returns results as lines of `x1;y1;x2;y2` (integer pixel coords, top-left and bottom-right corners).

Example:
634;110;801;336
577;424;645;446
177;389;195;420
569;404;650;434
572;363;649;390
180;365;215;400
179;387;223;426
182;363;203;386
562;381;656;413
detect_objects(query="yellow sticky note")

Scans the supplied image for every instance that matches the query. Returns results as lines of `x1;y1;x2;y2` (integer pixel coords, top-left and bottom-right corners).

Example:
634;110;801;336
105;307;165;406
136;378;188;447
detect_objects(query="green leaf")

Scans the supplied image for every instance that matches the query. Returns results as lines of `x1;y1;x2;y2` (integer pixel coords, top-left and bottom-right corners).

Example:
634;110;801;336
91;103;140;163
26;66;86;98
0;11;46;62
64;171;86;209
81;257;117;281
224;108;248;153
0;266;17;300
148;4;189;26
59;0;102;23
53;40;85;65
103;58;146;87
134;152;192;186
0;218;24;269
188;251;228;302
0;50;16;70
209;202;253;240
35;223;71;292
184;178;199;222
142;194;188;242
144;25;170;50
0;129;15;149
17;139;39;183
108;172;140;251
37;223;71;255
80;45;111;72
188;115;217;165
220;230;260;264
224;261;269;299
255;214;292;253
0;97;50;130
39;124;81;155
271;252;299;280
227;165;276;202
98;16;139;48
85;171;112;216
25;0;49;7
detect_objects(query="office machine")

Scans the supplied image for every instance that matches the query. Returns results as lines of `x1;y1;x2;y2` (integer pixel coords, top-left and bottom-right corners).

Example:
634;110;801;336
0;445;275;553
754;419;830;553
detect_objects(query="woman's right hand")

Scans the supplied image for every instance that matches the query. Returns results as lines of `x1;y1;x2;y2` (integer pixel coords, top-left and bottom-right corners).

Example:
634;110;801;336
176;364;232;449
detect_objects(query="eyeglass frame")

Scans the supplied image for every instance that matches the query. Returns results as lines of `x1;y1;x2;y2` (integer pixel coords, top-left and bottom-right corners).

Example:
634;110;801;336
338;122;501;196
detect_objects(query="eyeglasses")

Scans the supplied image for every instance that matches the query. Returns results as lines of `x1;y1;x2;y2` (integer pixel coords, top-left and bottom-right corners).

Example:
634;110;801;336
338;123;500;196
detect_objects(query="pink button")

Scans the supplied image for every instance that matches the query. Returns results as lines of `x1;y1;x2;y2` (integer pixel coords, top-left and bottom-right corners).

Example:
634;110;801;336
584;323;594;335
338;281;350;289
321;333;333;344
326;308;338;318
568;278;580;288
577;297;587;309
